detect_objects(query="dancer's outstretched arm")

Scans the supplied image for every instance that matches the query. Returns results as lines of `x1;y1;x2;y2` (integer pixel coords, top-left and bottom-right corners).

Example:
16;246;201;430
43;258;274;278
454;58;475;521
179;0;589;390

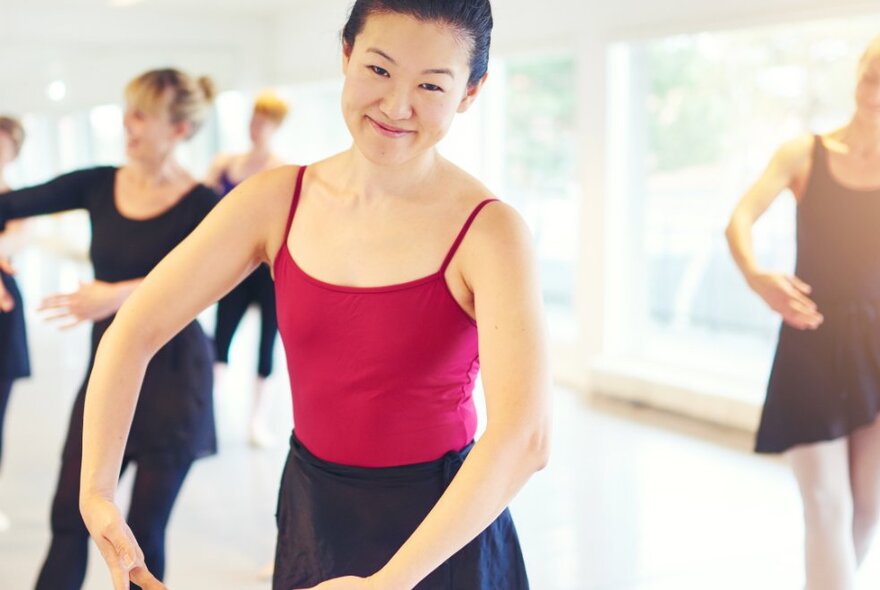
78;166;298;590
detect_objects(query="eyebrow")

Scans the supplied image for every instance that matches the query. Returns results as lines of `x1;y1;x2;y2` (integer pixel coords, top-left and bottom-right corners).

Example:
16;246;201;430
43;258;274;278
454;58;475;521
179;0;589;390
366;47;456;79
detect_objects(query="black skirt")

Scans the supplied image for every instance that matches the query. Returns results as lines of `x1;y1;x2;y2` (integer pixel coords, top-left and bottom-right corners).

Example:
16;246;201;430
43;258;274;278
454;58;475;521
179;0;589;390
756;300;880;453
0;270;30;380
62;317;217;465
274;433;530;590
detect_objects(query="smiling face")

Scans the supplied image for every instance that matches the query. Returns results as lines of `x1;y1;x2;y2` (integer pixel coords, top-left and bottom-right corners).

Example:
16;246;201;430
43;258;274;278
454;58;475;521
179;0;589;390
340;11;485;167
122;90;190;162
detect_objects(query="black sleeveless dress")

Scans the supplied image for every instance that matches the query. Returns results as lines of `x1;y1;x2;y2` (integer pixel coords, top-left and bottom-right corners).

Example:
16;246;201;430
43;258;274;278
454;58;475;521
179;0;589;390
756;136;880;453
0;167;218;464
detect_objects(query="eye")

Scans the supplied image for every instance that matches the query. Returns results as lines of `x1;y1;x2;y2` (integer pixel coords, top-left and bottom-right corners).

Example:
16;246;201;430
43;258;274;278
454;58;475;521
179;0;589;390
420;83;444;93
368;65;390;77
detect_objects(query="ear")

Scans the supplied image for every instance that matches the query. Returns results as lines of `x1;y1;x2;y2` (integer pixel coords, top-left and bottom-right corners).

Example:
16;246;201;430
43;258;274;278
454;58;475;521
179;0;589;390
174;120;193;141
457;72;488;114
341;42;353;75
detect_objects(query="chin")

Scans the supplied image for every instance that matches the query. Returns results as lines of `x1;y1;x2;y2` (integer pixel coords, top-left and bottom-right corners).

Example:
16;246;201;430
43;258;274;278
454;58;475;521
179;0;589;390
361;139;428;167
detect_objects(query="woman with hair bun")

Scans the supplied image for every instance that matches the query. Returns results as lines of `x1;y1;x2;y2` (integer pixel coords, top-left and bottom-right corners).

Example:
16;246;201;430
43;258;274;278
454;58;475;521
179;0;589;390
80;2;550;589
0;68;219;590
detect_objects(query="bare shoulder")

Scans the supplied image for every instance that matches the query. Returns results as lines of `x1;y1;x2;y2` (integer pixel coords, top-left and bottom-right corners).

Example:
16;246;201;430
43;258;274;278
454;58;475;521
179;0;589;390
442;162;532;260
773;133;814;172
214;165;302;263
228;164;301;215
466;199;532;257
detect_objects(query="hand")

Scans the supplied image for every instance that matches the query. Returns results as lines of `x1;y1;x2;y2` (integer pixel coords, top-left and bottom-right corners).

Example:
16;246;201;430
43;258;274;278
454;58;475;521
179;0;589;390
80;495;166;590
0;257;14;312
296;576;377;590
39;280;124;328
748;272;823;330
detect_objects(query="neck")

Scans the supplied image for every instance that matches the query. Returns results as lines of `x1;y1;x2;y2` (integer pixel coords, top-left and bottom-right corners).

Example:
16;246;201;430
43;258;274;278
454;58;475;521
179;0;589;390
842;116;880;155
249;143;273;160
341;147;440;202
125;152;182;186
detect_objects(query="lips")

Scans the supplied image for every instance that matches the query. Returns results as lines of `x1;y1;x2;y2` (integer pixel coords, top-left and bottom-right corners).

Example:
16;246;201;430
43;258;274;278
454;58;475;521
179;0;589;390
366;116;414;138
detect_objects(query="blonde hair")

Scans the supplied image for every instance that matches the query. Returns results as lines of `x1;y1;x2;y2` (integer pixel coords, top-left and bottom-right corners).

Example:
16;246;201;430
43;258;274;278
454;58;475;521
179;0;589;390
253;91;290;125
125;68;216;138
0;116;25;156
859;35;880;73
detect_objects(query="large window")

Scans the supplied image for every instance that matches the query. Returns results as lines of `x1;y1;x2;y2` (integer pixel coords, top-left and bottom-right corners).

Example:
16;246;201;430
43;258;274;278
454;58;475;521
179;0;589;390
441;55;580;334
607;15;880;400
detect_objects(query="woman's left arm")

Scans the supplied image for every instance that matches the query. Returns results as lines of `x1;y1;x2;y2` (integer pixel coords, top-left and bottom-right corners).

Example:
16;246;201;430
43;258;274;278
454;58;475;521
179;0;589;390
305;202;552;590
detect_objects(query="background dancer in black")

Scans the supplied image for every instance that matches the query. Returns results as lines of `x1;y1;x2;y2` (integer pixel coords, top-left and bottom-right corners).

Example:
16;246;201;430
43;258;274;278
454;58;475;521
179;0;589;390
0;115;31;533
727;36;880;590
0;68;218;590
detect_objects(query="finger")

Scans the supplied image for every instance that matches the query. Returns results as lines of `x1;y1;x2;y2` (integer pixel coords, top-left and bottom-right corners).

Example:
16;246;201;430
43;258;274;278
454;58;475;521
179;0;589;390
60;317;84;330
789;275;813;295
109;532;140;574
0;259;15;274
41;310;74;323
788;300;822;319
787;308;823;329
38;296;72;311
94;536;131;590
785;310;823;330
130;566;167;589
0;294;13;312
783;288;817;310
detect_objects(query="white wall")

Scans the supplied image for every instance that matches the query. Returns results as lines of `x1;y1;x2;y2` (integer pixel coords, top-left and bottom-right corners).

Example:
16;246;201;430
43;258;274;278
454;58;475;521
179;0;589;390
0;5;276;114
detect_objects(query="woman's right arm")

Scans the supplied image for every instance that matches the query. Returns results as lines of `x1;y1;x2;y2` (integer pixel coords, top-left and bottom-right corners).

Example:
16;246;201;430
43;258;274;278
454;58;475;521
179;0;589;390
78;165;298;590
725;135;823;330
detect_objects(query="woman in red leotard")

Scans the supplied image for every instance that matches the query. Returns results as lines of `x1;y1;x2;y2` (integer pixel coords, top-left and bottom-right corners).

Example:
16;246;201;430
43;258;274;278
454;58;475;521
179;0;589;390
79;2;551;589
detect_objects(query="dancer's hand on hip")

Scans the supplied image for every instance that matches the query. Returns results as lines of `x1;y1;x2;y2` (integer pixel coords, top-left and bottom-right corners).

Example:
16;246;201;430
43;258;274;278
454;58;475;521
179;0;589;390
748;271;823;330
296;576;378;590
0;257;14;312
81;494;165;589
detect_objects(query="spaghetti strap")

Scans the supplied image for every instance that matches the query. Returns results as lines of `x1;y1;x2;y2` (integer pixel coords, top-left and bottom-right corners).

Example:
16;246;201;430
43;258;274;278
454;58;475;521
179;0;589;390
283;166;307;239
439;199;499;273
812;134;827;173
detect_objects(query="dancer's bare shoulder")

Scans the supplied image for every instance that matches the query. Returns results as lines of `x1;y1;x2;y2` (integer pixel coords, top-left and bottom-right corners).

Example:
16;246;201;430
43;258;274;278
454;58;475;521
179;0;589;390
213;164;303;266
773;133;816;199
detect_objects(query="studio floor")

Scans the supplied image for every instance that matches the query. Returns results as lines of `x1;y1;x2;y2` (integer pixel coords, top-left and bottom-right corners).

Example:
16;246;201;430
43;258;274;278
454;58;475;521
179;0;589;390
2;270;879;589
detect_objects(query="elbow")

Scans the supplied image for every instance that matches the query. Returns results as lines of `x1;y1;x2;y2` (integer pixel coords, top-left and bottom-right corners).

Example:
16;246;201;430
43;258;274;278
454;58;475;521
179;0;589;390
484;417;551;473
724;217;738;247
511;416;552;473
529;425;552;472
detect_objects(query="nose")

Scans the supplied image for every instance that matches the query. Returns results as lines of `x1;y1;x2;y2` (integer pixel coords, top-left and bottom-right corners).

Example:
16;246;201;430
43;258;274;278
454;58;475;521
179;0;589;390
379;84;413;121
